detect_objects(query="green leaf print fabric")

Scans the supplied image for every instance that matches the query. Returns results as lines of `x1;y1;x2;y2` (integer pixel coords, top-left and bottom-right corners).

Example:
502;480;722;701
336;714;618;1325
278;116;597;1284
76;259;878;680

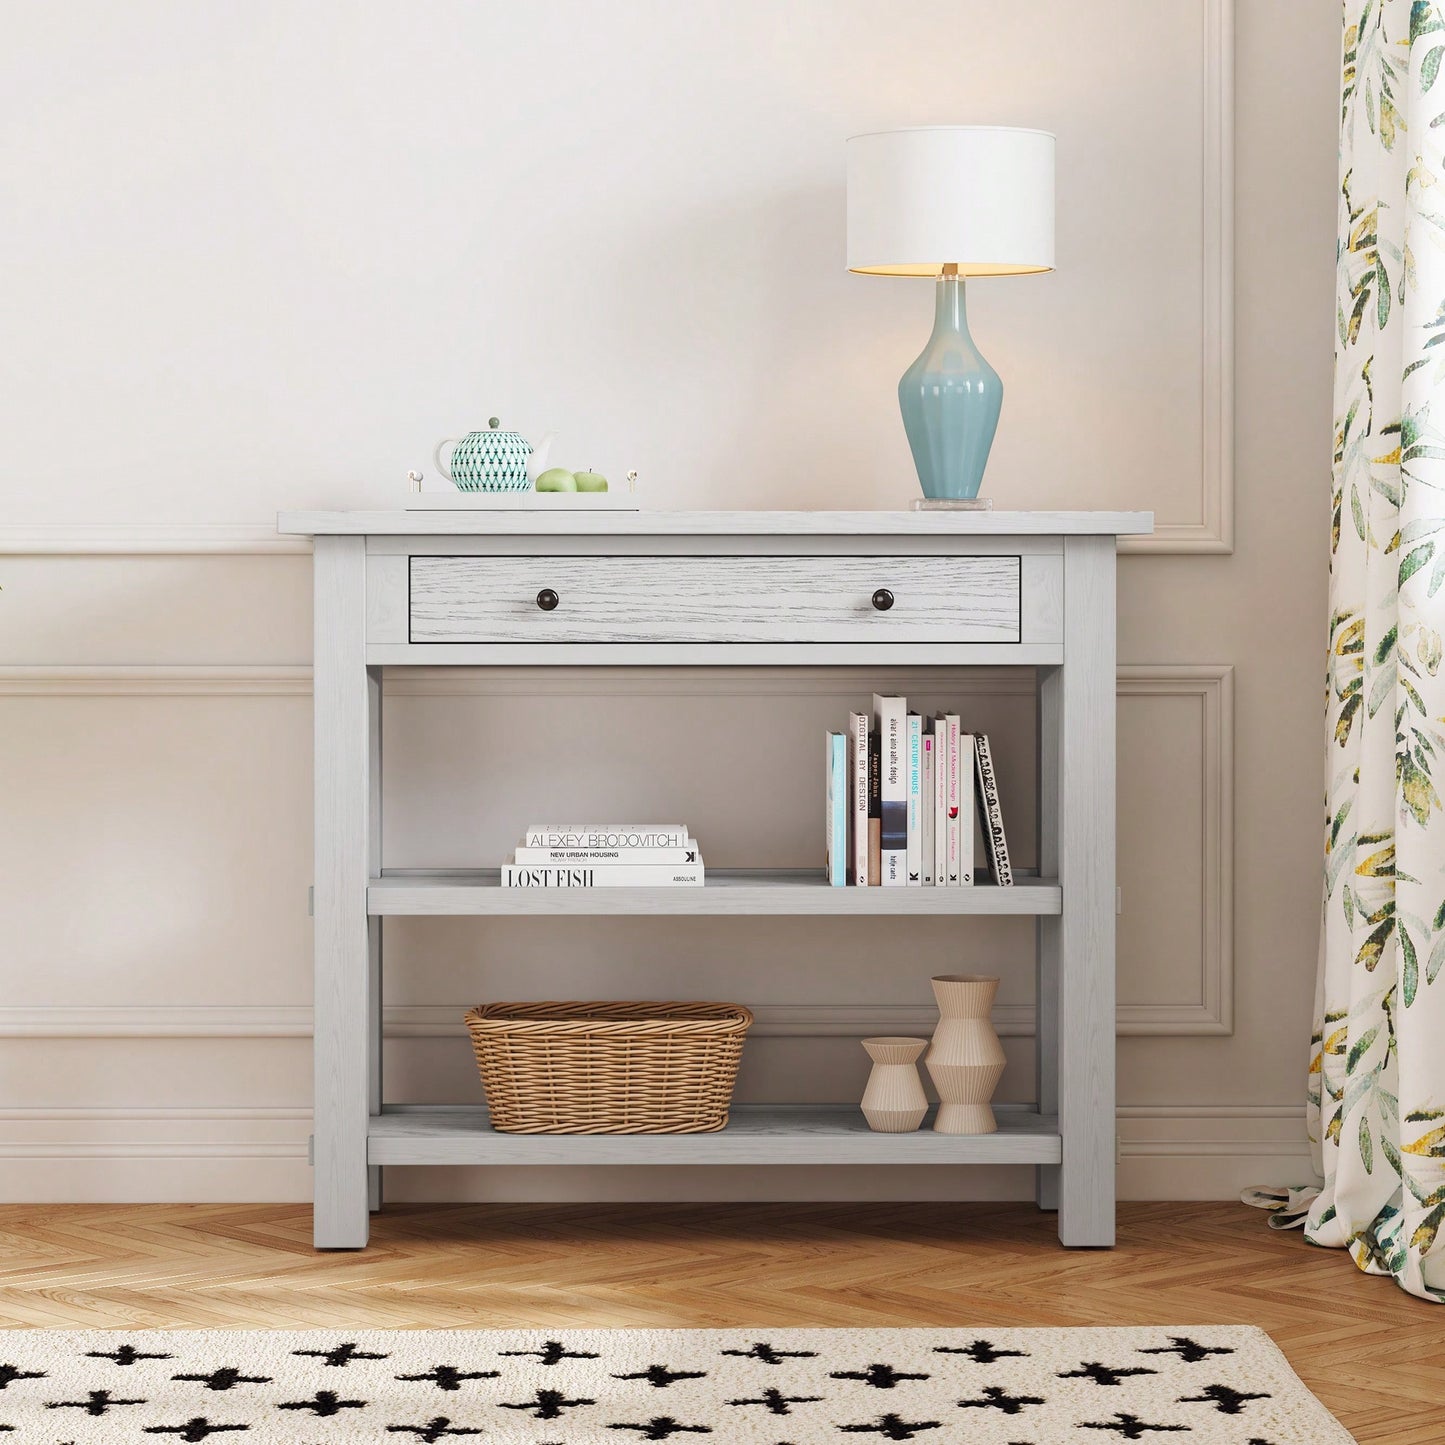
1315;0;1445;1302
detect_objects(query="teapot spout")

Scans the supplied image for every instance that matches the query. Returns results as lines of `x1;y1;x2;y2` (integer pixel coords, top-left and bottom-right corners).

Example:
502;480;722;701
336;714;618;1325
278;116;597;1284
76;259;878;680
526;432;556;482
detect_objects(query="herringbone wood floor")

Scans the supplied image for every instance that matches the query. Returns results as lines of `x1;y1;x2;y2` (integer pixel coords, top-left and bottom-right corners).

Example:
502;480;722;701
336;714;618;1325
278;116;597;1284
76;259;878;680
0;1201;1437;1442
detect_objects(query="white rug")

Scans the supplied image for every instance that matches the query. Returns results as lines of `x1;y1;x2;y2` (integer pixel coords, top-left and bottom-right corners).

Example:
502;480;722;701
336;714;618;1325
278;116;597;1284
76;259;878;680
0;1327;1354;1443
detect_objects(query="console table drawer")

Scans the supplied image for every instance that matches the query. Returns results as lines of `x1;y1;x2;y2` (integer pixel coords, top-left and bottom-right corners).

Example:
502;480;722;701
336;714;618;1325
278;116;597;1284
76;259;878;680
408;554;1022;644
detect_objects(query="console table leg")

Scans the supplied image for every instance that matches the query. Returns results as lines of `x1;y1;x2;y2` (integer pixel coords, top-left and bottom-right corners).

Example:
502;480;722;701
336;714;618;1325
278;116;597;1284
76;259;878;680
1035;667;1061;1212
1055;537;1117;1247
312;536;372;1249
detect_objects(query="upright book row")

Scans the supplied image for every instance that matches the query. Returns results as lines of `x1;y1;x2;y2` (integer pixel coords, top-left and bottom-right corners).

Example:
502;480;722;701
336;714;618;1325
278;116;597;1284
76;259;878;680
825;694;1013;888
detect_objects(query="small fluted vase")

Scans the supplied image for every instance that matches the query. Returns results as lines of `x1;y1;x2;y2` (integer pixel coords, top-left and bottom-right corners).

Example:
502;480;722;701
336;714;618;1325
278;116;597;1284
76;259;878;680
925;975;1005;1135
860;1037;929;1133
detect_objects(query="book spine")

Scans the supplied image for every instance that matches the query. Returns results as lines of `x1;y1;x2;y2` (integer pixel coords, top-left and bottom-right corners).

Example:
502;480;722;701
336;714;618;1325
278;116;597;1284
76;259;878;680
933;716;947;888
945;714;962;886
867;727;881;886
958;731;977;886
974;733;1013;886
514;842;699;864
874;693;907;886
501;864;704;887
826;731;847;887
523;826;688;849
920;732;934;886
849;711;869;886
906;713;922;884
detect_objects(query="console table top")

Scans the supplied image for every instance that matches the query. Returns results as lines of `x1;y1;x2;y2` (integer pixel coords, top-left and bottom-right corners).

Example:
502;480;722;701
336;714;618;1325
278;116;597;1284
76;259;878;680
278;508;1154;538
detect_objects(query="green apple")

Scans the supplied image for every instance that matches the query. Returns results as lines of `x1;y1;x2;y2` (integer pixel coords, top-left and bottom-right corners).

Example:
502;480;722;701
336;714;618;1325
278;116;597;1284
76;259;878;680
573;469;608;492
534;467;577;492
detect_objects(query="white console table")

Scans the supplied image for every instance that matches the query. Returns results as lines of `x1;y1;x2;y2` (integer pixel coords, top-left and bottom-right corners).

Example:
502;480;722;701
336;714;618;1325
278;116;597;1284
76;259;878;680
278;508;1152;1250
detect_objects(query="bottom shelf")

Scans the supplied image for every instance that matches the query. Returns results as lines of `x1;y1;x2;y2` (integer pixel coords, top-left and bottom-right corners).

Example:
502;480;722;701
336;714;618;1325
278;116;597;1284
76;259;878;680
367;1104;1061;1166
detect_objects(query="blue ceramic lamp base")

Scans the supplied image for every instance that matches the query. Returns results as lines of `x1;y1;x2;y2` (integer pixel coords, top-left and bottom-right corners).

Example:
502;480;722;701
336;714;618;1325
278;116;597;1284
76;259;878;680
898;271;1002;501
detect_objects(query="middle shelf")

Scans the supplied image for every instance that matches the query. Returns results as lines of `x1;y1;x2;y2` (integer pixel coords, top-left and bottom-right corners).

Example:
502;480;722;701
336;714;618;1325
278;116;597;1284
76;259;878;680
368;869;1061;916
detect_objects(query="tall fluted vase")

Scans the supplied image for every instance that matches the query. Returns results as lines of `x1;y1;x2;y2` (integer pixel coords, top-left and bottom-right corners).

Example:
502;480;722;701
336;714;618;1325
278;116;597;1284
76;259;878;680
925;974;1005;1135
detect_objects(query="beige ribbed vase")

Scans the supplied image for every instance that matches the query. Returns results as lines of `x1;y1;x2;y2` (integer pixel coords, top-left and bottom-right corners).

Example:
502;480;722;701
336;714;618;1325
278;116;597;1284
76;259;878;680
925;974;1005;1135
859;1037;929;1133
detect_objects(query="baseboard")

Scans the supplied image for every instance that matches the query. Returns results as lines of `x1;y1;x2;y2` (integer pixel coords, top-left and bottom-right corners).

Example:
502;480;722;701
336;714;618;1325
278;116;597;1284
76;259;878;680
0;1106;1315;1205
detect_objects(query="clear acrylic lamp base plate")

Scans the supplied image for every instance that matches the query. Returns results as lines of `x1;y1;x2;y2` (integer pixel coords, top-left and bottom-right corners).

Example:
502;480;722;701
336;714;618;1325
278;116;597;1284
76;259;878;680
908;497;994;512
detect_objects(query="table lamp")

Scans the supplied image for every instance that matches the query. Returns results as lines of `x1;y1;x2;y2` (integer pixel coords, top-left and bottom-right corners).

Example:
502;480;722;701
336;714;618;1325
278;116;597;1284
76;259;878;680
847;126;1055;503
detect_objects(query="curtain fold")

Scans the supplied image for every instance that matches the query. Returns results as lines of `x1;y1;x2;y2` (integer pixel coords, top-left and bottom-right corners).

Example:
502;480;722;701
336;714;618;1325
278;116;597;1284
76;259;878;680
1312;0;1445;1302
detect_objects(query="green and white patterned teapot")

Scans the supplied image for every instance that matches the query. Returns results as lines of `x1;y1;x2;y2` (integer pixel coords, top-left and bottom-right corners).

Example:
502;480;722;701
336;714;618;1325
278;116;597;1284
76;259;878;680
433;417;554;492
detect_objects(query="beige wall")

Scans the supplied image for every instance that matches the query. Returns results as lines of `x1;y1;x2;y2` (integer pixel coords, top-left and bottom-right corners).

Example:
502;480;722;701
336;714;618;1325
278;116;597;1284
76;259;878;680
0;0;1337;1202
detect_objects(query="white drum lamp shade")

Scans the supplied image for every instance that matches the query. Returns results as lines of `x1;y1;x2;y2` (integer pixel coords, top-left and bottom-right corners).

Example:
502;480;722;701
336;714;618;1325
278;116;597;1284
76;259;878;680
846;126;1055;276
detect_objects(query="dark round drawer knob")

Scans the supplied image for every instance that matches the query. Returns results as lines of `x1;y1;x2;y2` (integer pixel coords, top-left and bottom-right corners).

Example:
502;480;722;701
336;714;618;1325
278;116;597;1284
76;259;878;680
536;588;559;611
871;588;895;612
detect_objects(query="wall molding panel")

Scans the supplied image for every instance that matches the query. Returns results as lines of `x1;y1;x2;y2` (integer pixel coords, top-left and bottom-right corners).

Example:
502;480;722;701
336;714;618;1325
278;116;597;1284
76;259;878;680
2;661;1232;1039
1116;665;1235;1035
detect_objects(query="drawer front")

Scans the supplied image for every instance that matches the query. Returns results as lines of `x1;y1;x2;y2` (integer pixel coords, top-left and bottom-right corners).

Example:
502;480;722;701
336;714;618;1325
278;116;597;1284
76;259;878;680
409;554;1021;644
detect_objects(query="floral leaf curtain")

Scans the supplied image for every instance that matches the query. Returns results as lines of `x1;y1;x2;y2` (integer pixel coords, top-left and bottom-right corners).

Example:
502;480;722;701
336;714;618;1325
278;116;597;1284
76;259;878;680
1314;0;1445;1302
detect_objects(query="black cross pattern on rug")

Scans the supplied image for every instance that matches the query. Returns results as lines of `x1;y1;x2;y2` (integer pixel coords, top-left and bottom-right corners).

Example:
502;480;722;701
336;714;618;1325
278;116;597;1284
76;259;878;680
1060;1362;1159;1387
614;1364;708;1389
293;1341;388;1368
1138;1335;1235;1364
46;1388;146;1416
720;1343;818;1365
1179;1383;1269;1415
1079;1413;1192;1438
726;1385;823;1415
384;1419;484;1441
0;1365;45;1390
396;1365;500;1392
933;1340;1028;1364
277;1388;366;1416
498;1386;596;1420
831;1363;930;1390
498;1340;600;1366
87;1345;173;1367
172;1368;272;1391
957;1384;1046;1415
142;1421;249;1441
837;1414;943;1439
607;1417;714;1438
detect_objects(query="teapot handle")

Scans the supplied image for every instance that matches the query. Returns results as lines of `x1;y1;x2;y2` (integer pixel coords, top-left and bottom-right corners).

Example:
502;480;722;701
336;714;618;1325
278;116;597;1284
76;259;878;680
433;438;458;481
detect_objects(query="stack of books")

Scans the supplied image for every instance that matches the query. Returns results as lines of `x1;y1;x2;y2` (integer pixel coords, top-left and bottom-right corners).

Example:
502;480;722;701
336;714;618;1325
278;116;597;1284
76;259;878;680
824;693;1012;888
500;824;704;888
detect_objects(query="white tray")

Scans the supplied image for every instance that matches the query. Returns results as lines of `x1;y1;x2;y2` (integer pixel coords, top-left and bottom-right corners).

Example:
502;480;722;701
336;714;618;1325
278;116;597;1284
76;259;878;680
404;490;641;511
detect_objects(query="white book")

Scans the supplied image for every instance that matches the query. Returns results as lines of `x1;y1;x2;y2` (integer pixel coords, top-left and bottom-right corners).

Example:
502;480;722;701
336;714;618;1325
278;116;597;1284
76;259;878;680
944;714;962;886
906;713;923;885
523;825;688;849
933;716;948;888
920;732;935;886
873;693;907;886
973;732;1013;885
848;711;870;886
501;863;703;887
514;839;700;864
825;731;848;886
957;730;977;887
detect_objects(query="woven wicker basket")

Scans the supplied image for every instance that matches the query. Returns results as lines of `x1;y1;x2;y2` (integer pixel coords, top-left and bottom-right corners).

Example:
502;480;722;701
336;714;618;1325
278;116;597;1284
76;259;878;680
464;1000;753;1135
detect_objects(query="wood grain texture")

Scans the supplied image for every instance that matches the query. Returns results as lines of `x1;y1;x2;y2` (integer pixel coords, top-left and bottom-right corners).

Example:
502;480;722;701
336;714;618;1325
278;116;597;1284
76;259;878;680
279;509;1155;537
408;553;1023;645
1055;537;1118;1245
366;1105;1063;1166
0;1200;1436;1445
367;870;1062;916
310;537;372;1250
